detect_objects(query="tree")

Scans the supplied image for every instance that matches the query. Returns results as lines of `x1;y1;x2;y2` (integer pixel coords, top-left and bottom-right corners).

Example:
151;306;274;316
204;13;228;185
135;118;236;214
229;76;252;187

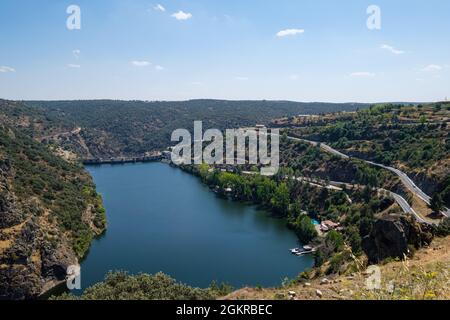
289;201;303;219
359;216;374;237
435;218;450;237
295;215;318;244
325;230;344;252
198;163;210;181
241;180;253;201
270;183;290;215
255;177;276;205
429;193;444;214
383;138;392;150
420;115;427;125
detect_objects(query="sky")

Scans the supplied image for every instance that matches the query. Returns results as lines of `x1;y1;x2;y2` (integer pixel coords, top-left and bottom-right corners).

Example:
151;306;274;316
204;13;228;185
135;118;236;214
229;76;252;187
0;0;449;102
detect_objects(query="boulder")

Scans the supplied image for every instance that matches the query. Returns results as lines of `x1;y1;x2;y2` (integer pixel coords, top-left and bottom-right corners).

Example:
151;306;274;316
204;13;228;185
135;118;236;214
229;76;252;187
316;289;323;298
362;215;433;263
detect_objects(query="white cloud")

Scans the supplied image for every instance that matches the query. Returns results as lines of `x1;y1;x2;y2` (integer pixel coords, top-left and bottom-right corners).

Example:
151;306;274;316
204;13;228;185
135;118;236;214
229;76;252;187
350;72;375;77
131;60;151;67
422;64;442;72
67;64;81;68
381;44;404;55
235;76;249;81
153;4;166;12
0;66;15;73
171;11;192;21
155;65;164;71
276;29;305;37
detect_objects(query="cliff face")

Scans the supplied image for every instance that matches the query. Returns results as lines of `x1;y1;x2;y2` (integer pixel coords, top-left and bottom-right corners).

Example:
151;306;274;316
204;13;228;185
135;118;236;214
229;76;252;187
0;126;106;299
362;215;434;263
0;161;22;229
0;219;78;299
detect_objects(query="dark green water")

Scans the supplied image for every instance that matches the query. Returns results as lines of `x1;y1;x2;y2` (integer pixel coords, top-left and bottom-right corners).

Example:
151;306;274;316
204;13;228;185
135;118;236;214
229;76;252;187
79;162;313;292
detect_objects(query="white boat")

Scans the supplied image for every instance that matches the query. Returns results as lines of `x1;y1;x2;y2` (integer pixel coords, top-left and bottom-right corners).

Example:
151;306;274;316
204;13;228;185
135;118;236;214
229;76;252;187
291;246;317;256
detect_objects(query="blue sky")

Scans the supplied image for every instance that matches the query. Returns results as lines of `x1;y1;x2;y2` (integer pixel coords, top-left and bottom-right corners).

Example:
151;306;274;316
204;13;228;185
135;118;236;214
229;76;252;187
0;0;449;102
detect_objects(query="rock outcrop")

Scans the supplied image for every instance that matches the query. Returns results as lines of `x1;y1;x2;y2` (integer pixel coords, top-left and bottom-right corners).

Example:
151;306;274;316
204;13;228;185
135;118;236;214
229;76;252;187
362;215;434;263
0;160;24;229
0;123;106;300
0;205;79;299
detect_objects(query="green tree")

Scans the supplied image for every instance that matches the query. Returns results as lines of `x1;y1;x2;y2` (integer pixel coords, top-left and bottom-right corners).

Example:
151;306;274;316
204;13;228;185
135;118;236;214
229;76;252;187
255;177;276;205
435;218;450;237
198;163;210;181
325;230;344;252
420;115;427;125
429;193;444;213
295;215;318;244
289;201;303;219
270;182;290;215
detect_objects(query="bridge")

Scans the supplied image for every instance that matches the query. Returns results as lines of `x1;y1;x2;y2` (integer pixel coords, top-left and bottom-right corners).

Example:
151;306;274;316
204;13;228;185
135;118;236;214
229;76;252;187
82;155;163;165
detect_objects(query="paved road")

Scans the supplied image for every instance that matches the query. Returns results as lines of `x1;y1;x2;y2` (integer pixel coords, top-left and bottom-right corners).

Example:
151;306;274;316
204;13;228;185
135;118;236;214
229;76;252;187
366;161;431;204
286;135;350;159
282;133;449;219
389;192;430;224
297;175;433;224
327;180;433;225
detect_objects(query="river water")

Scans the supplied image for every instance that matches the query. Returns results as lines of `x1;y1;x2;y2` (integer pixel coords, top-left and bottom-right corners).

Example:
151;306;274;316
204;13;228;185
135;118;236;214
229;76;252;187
78;162;313;292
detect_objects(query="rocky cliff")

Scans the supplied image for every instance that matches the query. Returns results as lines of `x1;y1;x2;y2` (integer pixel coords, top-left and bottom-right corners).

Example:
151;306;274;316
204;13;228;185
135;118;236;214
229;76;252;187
0;126;106;299
362;214;434;263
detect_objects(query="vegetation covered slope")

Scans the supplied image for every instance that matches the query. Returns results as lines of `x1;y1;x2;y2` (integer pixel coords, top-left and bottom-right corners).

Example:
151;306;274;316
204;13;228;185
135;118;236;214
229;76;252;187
280;103;450;206
53;272;220;300
280;138;403;192
0;124;106;299
22;99;367;158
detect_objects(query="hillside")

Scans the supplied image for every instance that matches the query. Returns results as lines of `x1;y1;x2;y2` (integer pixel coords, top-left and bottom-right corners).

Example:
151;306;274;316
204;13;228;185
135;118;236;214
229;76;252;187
1;99;448;300
12;99;367;159
278;103;450;207
0;125;106;299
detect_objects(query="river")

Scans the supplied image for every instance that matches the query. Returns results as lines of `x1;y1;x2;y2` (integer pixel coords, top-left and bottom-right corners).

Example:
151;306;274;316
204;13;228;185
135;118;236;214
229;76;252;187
78;162;313;293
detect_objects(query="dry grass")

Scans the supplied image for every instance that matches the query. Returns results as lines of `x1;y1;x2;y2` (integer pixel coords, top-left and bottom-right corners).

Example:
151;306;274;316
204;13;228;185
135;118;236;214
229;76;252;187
1;219;28;236
0;239;12;253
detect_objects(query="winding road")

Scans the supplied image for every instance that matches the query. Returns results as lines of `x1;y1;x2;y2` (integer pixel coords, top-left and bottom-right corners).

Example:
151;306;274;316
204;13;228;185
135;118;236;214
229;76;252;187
256;130;447;223
296;176;432;225
284;134;449;220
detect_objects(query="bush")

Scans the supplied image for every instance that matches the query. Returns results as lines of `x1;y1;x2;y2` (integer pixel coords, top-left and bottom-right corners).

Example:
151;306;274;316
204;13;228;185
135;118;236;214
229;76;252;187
53;272;216;300
294;215;318;244
325;230;344;252
434;218;450;237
